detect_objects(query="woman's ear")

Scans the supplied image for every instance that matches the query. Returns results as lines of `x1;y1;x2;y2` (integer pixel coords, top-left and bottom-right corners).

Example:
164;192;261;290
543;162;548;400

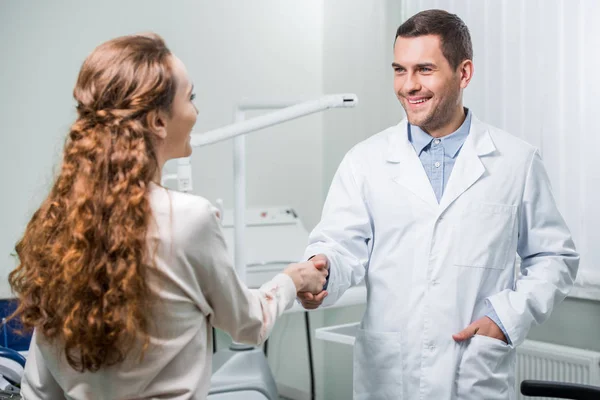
148;110;168;140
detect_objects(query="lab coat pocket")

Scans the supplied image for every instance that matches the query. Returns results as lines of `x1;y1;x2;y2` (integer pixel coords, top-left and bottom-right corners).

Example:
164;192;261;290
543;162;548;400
353;328;403;400
456;334;516;400
454;202;517;269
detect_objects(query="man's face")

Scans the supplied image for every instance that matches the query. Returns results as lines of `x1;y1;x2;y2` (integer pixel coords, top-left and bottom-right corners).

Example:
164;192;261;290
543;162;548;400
393;35;466;133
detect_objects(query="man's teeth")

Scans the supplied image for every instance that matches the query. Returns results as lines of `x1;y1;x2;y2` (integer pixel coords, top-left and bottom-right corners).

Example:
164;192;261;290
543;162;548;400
409;98;429;104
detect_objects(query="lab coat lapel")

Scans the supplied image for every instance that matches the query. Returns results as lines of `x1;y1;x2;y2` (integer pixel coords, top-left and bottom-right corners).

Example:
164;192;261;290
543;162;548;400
386;120;439;208
438;116;496;213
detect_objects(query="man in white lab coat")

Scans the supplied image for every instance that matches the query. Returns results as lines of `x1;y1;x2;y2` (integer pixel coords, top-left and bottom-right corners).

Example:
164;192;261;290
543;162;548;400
299;9;579;400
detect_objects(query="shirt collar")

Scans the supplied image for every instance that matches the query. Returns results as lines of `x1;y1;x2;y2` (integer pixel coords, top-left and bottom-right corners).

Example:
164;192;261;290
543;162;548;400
408;108;472;158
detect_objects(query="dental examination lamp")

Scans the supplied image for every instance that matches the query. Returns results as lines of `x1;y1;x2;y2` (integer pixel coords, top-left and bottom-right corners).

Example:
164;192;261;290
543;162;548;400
163;93;358;282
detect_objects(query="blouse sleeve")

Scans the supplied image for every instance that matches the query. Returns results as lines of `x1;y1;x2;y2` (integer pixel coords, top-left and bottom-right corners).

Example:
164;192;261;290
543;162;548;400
182;199;296;345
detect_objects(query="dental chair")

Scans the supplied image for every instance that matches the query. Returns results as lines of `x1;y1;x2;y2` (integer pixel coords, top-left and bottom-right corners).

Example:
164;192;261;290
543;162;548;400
0;346;25;398
521;380;600;399
207;343;278;400
0;300;27;399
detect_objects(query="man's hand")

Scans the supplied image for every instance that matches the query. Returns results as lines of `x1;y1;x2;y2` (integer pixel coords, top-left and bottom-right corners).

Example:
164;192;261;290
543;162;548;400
298;254;329;309
452;316;508;344
298;291;328;309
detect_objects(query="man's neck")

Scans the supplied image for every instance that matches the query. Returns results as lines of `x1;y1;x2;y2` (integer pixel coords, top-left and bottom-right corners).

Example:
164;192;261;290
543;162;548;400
424;106;467;138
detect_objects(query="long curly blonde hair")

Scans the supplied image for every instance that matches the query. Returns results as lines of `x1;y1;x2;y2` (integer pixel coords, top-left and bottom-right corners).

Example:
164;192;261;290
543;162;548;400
8;33;176;372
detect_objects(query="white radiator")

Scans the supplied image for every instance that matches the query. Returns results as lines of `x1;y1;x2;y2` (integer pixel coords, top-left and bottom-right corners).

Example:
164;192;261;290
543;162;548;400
516;340;600;399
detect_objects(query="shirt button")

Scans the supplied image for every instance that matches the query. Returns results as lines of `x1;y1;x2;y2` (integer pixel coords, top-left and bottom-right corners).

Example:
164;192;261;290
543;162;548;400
433;139;441;145
434;161;441;168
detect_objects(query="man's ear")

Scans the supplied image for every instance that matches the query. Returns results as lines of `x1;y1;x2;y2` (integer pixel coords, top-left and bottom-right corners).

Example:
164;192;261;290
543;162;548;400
459;59;474;89
148;110;168;140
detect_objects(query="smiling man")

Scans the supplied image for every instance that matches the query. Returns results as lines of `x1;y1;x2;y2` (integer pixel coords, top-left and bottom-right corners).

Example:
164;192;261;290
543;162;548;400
298;9;579;400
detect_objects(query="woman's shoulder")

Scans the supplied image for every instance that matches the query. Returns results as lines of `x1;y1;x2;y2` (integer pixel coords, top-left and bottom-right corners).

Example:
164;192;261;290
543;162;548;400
149;184;219;232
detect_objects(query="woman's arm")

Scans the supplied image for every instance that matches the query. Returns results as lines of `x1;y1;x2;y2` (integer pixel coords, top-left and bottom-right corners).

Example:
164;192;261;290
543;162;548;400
183;200;326;345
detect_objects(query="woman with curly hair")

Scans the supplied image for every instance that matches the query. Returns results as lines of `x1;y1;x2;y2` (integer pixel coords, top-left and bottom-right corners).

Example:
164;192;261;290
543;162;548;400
8;33;328;399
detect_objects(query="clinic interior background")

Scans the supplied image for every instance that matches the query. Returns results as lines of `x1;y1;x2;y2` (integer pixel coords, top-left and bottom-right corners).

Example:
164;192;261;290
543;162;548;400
1;1;600;399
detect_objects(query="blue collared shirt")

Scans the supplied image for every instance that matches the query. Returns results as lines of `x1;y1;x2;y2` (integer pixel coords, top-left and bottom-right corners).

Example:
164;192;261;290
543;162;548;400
407;108;510;343
408;111;471;202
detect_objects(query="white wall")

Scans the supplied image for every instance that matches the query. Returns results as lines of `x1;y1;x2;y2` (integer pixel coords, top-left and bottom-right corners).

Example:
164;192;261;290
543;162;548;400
0;0;324;299
321;0;403;191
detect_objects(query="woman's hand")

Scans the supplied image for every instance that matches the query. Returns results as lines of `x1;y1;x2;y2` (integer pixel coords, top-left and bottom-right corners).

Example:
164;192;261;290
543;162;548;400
284;258;328;294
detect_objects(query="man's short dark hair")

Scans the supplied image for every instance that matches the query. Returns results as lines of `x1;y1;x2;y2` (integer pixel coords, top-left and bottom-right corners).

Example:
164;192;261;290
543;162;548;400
395;9;473;70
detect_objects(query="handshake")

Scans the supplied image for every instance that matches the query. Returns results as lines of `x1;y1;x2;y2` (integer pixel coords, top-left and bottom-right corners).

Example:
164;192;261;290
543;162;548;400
283;254;329;309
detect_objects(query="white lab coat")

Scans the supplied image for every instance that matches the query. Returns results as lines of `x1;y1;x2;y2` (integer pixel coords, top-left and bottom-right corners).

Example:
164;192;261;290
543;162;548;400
304;116;579;400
